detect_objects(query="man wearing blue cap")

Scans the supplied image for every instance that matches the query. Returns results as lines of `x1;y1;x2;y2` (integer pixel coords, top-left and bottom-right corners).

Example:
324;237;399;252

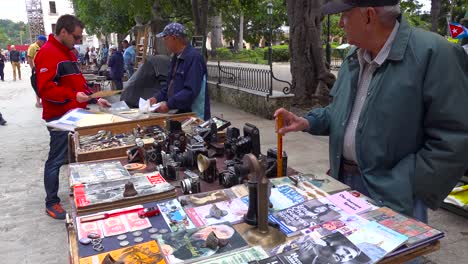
275;0;468;224
28;35;47;107
148;22;211;120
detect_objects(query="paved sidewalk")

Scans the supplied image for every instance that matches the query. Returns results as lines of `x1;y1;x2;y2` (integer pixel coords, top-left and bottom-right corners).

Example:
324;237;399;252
0;63;466;263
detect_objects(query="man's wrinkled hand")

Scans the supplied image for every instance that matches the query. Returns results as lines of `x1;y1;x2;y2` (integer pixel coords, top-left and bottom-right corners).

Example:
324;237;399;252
274;108;309;135
156;102;169;113
148;97;157;106
76;92;90;103
97;98;111;108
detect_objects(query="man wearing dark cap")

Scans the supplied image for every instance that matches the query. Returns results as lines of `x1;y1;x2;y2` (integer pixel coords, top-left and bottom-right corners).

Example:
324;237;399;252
28;35;47;108
148;22;211;120
275;0;468;223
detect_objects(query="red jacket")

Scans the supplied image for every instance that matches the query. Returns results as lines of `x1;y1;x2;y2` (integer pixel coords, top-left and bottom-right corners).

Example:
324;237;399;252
35;34;91;121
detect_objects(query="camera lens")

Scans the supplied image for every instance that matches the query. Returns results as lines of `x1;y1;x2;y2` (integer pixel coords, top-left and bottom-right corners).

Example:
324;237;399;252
181;178;192;194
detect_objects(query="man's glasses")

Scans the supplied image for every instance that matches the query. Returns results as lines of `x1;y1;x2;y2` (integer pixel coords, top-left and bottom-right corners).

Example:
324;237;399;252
73;34;83;41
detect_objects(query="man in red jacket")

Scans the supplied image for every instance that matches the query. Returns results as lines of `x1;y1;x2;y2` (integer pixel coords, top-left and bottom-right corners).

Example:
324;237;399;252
35;15;110;219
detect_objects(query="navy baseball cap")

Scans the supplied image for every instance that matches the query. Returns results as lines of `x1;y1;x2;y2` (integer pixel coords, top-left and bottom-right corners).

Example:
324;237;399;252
156;22;186;38
37;35;47;41
322;0;400;15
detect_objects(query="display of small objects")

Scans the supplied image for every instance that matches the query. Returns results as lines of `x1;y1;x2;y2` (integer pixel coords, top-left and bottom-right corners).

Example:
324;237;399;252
78;125;165;153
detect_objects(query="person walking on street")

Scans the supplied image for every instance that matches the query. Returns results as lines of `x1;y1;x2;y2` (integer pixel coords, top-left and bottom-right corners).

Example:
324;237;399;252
28;35;47;107
122;40;136;78
34;14;111;220
0;112;6;125
9;45;21;81
0;49;6;81
108;45;124;90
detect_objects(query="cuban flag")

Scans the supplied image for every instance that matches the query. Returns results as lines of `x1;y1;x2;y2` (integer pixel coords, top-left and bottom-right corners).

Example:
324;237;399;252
449;22;468;39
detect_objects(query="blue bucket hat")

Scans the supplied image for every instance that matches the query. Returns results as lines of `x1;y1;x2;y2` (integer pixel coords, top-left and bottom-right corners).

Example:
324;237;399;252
156;22;186;38
37;35;47;42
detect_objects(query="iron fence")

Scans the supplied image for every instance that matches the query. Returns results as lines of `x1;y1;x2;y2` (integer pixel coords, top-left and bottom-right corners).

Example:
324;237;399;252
207;62;273;95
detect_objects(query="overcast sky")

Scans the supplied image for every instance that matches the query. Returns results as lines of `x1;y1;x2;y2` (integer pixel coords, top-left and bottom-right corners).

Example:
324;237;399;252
0;0;432;23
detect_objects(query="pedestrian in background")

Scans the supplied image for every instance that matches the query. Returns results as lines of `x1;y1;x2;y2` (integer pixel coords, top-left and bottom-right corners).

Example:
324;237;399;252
123;40;136;78
9;45;21;81
108;45;124;90
28;35;47;108
0;112;6;125
0;49;5;81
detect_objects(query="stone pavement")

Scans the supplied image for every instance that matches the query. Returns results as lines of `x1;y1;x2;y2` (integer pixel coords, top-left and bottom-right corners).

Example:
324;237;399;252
0;63;467;263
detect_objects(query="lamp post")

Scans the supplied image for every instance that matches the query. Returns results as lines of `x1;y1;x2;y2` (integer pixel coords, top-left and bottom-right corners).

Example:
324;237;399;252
326;14;331;67
267;2;273;95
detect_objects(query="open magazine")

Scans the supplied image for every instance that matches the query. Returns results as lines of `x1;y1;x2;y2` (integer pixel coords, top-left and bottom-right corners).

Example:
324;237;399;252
46;108;129;131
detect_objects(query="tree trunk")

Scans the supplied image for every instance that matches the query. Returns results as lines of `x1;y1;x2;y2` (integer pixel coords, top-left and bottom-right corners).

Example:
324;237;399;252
430;0;441;32
210;13;223;49
286;0;335;106
238;11;244;50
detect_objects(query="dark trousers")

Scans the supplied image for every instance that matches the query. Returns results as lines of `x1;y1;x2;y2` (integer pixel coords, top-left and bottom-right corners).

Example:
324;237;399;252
113;78;123;90
30;67;39;96
0;63;4;81
339;159;428;223
44;129;69;207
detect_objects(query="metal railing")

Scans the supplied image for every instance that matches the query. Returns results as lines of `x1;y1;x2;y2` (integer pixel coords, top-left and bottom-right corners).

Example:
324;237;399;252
207;61;292;97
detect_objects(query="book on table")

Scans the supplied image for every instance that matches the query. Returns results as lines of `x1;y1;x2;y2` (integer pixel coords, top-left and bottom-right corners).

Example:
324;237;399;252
256;232;372;264
156;222;249;264
69;160;131;190
268;198;342;237
74;172;176;215
79;240;166;264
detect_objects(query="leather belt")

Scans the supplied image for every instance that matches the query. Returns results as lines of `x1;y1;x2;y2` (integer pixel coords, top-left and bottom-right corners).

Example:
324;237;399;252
341;158;360;175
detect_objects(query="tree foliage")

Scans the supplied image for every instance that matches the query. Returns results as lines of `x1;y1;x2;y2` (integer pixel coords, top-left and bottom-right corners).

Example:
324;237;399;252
219;0;288;45
0;19;30;48
72;0;153;35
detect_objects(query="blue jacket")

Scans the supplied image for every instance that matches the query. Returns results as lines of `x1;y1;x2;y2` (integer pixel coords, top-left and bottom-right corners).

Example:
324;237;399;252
305;17;468;216
123;46;136;67
108;50;124;80
155;45;210;120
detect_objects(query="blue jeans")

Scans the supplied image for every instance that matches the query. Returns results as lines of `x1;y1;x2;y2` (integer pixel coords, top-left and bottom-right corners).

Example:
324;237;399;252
127;65;134;78
44;129;69;207
340;164;428;223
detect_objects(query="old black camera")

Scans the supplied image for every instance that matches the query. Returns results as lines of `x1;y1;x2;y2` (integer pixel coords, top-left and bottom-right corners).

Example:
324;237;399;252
265;147;288;178
180;170;201;194
224;123;261;160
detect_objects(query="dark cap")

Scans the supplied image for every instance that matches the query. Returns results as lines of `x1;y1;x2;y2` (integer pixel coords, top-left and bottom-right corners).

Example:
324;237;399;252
322;0;400;15
156;22;186;38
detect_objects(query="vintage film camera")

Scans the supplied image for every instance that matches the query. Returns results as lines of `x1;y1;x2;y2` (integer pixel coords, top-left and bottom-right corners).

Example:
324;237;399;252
166;120;187;152
265;147;288;178
218;159;251;188
225;123;261;160
197;154;218;183
157;151;181;181
180;170;201;195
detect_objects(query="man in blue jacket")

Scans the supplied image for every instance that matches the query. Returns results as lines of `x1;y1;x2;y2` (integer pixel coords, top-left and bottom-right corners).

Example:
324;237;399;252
275;0;468;223
148;22;210;120
108;45;124;90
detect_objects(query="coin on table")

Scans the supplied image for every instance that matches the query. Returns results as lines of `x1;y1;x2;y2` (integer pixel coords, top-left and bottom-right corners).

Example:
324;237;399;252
134;237;144;243
132;231;142;237
79;237;92;245
150;234;160;240
148;228;158;234
87;232;100;239
119;240;130;247
117;234;127;241
159;228;169;234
